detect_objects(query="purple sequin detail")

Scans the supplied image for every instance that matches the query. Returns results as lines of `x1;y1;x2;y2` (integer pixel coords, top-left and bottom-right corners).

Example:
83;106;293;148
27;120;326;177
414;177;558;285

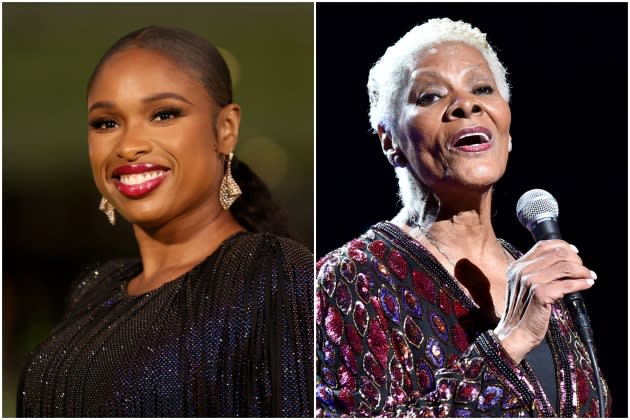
322;340;335;366
363;352;386;386
335;282;352;314
379;287;401;324
425;337;444;368
501;392;520;409
359;376;381;409
340;258;357;282
416;359;434;393
371;258;395;289
454;407;472;417
478;385;504;411
436;377;457;400
355;273;373;303
455;381;481;403
400;286;422;319
403;316;424;349
319;264;337;297
430;310;449;342
353;301;369;336
316;383;334;407
321;366;337;388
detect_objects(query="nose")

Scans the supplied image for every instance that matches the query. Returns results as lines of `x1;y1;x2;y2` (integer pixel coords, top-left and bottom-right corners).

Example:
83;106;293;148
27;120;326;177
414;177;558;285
446;93;484;120
116;124;152;161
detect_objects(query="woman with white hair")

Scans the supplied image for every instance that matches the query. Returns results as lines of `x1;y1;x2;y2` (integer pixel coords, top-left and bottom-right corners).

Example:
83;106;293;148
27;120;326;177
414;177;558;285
315;18;609;417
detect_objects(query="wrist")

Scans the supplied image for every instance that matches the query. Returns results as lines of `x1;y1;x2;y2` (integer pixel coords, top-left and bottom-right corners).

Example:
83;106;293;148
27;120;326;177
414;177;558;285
494;328;537;364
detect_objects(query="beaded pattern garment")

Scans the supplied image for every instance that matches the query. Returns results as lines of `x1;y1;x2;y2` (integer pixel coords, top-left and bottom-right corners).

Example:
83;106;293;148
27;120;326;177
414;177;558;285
18;232;314;417
315;222;610;417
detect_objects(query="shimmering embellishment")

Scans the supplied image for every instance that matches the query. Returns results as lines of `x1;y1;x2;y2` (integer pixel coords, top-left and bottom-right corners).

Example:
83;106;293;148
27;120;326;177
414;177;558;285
337;363;356;391
340;344;358;374
316;383;334;407
455;380;481;403
436;377;457;400
337;387;356;414
426;337;444;368
316;289;327;325
416;359;435;393
319;263;337;297
478;385;504;411
387;249;408;279
446;353;459;368
367;319;389;368
454;407;472;417
430;311;449;342
400;286;422;319
345;323;363;354
350;238;367;250
353;301;369;336
411;270;436;303
576;366;591;404
379;287;401;324
340;258;357;282
372;258;395;289
368;239;387;260
355;273;373;303
464;357;484;379
453;301;469;319
359;376;381;409
390;383;407;405
389;355;404;385
322;340;335;366
451;324;469;353
325;305;344;345
439;289;452;315
390;329;414;373
321;366;338;388
501;392;520;409
363;352;386;386
348;247;368;265
403;316;424;349
438;402;451;417
335;282;352;314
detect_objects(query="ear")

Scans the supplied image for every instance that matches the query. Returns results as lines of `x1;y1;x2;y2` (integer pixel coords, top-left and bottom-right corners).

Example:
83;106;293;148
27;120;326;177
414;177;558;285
377;124;394;154
216;103;241;154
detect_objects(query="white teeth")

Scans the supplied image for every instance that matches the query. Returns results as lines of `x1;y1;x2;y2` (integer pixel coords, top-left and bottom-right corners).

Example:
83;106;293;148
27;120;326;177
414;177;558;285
119;170;166;185
459;132;489;142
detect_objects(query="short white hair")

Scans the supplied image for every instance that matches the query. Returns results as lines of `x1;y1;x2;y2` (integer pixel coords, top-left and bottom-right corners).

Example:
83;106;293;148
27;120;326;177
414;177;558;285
367;17;510;133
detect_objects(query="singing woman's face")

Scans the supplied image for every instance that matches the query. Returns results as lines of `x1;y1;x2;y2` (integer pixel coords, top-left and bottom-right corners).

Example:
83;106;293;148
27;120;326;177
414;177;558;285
393;41;512;203
87;47;239;228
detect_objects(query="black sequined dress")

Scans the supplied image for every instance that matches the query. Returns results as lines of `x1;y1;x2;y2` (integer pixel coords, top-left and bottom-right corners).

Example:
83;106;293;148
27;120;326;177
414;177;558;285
18;232;314;417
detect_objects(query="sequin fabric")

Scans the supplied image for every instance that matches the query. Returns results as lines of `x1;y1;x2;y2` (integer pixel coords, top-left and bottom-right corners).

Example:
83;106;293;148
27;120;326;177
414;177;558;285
315;222;610;417
18;232;314;417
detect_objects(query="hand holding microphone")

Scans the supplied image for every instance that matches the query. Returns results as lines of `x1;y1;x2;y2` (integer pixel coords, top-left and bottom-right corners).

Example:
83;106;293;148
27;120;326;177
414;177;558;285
494;189;597;364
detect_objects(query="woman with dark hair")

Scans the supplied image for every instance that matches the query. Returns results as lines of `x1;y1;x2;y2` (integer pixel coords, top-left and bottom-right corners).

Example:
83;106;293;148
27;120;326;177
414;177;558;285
17;26;313;417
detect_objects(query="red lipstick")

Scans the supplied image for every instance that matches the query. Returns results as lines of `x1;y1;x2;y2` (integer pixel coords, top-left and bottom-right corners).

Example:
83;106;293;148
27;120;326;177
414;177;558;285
112;163;170;199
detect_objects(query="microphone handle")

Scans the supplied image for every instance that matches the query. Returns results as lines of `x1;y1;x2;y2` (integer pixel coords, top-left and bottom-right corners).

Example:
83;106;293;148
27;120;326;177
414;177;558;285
530;218;595;346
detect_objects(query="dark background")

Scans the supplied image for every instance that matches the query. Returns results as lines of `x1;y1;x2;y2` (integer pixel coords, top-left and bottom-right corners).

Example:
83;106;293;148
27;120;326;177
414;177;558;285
316;2;627;417
3;3;313;416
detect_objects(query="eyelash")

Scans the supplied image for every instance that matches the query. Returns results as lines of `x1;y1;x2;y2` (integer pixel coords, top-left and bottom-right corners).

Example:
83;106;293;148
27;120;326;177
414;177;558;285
88;107;183;130
415;84;495;106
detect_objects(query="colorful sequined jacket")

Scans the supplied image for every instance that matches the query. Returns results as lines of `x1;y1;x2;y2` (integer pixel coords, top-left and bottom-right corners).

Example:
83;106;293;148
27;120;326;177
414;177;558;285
315;222;610;417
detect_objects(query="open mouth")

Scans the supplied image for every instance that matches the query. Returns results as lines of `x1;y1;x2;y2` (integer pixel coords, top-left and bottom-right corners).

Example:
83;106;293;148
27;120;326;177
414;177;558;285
116;170;168;186
453;132;490;147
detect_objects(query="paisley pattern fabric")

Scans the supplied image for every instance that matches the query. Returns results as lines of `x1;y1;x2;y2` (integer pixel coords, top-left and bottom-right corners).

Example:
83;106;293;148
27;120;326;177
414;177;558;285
316;221;610;417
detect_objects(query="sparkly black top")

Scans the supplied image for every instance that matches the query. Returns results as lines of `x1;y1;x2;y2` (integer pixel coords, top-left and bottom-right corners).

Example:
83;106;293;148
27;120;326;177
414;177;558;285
18;232;314;417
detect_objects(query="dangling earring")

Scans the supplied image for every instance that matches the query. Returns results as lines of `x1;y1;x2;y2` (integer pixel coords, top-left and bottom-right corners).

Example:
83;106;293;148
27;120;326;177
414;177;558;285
99;196;116;226
219;152;242;210
508;140;513;152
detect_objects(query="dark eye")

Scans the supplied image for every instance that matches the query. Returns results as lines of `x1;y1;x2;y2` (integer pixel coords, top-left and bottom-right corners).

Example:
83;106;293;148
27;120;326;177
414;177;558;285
416;92;441;106
473;85;494;95
89;119;117;130
152;107;182;122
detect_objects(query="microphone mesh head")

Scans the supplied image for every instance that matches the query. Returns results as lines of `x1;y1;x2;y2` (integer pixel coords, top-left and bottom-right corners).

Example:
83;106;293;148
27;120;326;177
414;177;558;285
516;189;559;229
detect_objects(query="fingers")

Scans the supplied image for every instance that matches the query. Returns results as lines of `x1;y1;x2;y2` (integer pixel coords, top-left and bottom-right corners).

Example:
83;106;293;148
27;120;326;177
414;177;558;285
531;277;595;305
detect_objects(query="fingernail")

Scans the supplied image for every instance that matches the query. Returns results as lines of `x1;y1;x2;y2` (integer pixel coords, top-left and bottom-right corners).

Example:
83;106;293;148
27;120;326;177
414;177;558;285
590;270;597;280
586;278;595;286
570;244;579;253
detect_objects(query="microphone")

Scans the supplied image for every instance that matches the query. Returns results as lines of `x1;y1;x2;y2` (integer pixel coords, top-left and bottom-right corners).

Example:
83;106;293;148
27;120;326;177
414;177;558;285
516;189;605;416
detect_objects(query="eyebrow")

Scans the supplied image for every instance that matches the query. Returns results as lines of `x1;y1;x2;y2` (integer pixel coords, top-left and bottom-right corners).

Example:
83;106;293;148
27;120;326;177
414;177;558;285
88;92;193;113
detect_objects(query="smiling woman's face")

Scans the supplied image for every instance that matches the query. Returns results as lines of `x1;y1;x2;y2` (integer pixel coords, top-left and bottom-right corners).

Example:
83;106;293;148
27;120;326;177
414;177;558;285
87;47;238;228
394;41;512;204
